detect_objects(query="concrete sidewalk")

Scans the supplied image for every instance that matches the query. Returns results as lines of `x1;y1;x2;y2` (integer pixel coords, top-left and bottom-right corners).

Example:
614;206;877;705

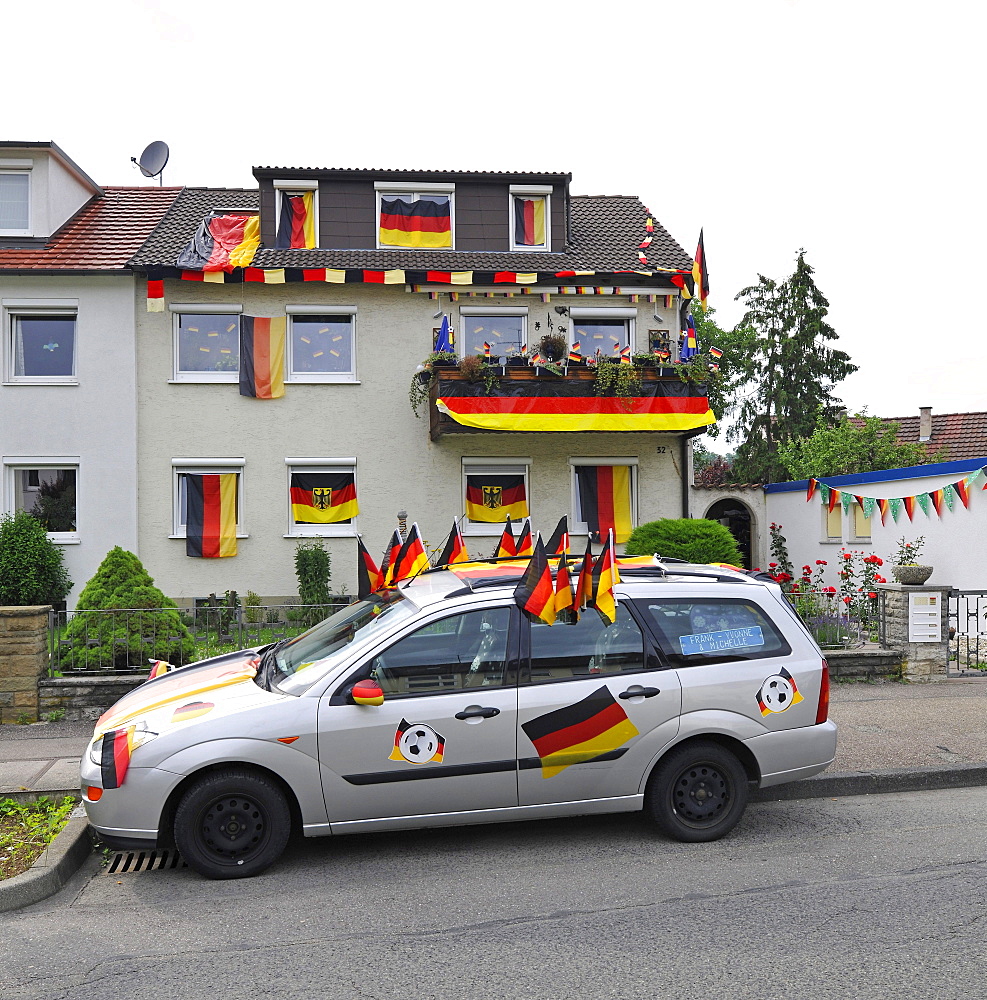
1;677;987;798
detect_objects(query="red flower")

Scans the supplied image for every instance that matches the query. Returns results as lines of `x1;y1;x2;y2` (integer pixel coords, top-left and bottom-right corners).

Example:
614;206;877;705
816;560;827;566
868;592;878;599
842;596;852;604
823;586;837;594
842;553;853;560
769;562;778;568
802;565;812;572
875;557;883;566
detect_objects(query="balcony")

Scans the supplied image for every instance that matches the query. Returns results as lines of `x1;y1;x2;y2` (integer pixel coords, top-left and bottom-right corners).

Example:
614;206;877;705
426;363;715;440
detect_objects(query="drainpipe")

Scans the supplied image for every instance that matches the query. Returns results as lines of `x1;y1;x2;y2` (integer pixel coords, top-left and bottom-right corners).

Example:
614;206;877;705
681;434;694;518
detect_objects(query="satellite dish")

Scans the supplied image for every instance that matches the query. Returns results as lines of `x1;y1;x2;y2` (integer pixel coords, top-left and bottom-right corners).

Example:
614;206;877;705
132;141;170;184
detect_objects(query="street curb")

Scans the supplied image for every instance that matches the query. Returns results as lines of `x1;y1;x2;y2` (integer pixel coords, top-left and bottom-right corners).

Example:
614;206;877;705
0;811;93;914
753;762;987;802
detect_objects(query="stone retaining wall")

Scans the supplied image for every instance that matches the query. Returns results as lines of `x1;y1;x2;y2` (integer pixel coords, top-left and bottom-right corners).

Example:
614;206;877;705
0;606;49;723
826;647;903;681
39;675;146;722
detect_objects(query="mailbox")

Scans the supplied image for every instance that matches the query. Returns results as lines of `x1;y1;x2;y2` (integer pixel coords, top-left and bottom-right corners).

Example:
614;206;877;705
908;592;941;643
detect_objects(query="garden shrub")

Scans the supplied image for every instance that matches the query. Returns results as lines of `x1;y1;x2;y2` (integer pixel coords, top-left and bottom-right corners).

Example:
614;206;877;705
61;546;193;670
624;518;743;566
0;509;72;606
295;539;332;626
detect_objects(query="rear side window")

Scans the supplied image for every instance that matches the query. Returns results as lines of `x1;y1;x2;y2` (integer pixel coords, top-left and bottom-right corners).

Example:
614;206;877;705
631;598;791;667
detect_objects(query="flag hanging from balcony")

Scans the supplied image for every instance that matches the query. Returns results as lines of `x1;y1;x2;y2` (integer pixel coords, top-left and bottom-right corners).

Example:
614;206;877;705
494;516;516;558
275;192;316;250
575;466;632;543
176;213;260;272
465;474;528;522
290;472;358;524
680;314;699;360
692;230;710;312
514;196;547;247
357;536;383;599
379;197;452;248
436;520;468;566
239;316;286;399
514;535;556;626
186;474;238;558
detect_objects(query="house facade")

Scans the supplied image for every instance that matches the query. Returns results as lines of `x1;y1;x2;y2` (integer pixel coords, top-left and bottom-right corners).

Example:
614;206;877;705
0;142;178;604
129;166;714;602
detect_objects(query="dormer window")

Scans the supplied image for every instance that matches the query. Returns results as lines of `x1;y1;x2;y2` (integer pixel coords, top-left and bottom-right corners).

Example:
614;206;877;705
376;182;454;249
273;180;317;249
0;170;31;234
510;185;551;251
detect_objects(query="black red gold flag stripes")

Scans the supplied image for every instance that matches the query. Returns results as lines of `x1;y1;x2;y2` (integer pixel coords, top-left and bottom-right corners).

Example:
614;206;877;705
390;523;429;584
239;316;286;399
290;472;358;523
465;474;528;522
514;196;546;247
436;520;468;567
379;198;452;248
357;536;383;599
275;192;316;249
514;535;556;626
590;530;620;625
546;516;569;556
186;474;237;558
494;516;516;558
554;557;576;623
521;685;639;778
177;213;260;272
380;529;404;587
692;229;710;312
515;519;534;557
575;465;632;543
99;726;136;789
574;537;595;611
755;667;804;716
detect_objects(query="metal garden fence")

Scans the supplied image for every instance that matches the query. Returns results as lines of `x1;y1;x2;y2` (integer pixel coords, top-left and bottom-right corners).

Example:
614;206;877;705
785;589;881;650
947;590;987;675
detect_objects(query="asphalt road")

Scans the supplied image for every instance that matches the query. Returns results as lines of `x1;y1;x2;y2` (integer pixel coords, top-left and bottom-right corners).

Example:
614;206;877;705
2;789;986;1000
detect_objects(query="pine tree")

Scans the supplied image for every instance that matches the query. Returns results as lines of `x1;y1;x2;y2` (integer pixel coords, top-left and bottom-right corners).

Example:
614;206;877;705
729;251;857;483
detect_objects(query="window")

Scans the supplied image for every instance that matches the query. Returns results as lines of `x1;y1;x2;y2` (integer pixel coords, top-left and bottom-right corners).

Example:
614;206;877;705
0;170;30;233
172;460;244;537
5;311;76;383
510;185;551;251
286;459;358;536
852;504;871;541
172;307;241;382
526;604;646;684
3;462;78;539
569;308;636;356
571;459;636;543
633;598;791;668
823;502;842;542
376;182;454;249
287;308;356;382
463;459;530;529
363;607;512;697
273;181;318;249
458;307;526;358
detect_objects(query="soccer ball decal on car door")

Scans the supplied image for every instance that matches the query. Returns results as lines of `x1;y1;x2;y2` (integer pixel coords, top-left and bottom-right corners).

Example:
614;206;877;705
388;719;446;764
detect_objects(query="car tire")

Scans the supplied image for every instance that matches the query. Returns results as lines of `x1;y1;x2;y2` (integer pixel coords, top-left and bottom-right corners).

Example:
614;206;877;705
174;768;291;879
645;741;749;843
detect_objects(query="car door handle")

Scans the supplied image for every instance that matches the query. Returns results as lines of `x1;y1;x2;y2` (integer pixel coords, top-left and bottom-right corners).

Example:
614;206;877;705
619;686;660;699
455;706;501;720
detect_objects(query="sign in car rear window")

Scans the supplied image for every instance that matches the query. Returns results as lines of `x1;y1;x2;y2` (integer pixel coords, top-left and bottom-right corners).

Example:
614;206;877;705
679;626;765;656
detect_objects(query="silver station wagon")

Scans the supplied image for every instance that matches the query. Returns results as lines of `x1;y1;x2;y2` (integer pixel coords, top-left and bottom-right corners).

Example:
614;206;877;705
81;561;837;879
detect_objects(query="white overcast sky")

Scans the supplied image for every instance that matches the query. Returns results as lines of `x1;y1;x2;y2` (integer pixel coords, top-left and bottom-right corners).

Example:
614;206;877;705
7;0;984;423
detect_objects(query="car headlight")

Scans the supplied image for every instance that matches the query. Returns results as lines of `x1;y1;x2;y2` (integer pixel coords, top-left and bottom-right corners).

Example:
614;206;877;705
89;721;159;764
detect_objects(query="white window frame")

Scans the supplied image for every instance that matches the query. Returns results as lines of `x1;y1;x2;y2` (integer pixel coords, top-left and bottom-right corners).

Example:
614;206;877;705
0;164;32;236
822;502;843;544
375;181;455;251
285;457;359;538
2;457;80;544
273;179;319;250
568;307;637;354
286;305;358;383
3;299;79;385
457;306;527;359
461;457;532;536
170;459;246;539
509;184;552;252
569;457;639;540
169;304;243;384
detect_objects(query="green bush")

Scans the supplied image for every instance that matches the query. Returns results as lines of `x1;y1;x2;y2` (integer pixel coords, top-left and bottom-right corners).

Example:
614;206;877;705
0;509;72;606
60;547;193;670
624;518;743;566
295;539;332;627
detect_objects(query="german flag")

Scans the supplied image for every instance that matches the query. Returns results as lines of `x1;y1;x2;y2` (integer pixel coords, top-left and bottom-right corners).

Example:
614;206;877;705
521;686;639;779
176;213;259;272
878;497;891;523
546;516;569;555
590;530;620;625
514;535;555;626
379;197;452;248
930;489;944;517
186;474;237;558
171;701;214;723
380;529;404;587
692;229;710;312
239;316;286;399
99;726;136;789
391;523;429;583
436;520;468;567
903;495;916;521
574;537;595;610
575;466;633;543
828;488;840;514
357;536;383;599
955;477;972;509
554;557;576;623
465;474;528;522
275;191;316;250
450;560;528;586
514;196;546;247
494;516;516;558
756;667;804;716
147;660;172;681
515;519;534;558
290;472;358;524
806;478;819;502
388;718;445;763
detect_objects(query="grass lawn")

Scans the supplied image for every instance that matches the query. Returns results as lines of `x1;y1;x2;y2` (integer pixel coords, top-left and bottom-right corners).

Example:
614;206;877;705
0;796;77;880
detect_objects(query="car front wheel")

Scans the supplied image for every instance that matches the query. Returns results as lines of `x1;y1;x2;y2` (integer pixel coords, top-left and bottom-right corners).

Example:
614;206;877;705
646;741;749;843
174;768;291;879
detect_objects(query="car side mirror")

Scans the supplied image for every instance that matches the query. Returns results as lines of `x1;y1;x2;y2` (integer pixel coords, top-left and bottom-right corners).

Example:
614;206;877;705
351;679;384;706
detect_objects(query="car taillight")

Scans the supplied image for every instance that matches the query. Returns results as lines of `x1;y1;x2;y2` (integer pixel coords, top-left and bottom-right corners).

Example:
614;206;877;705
815;659;830;724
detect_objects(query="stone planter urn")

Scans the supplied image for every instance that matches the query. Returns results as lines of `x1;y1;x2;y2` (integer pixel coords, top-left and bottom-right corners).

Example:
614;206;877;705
891;564;933;585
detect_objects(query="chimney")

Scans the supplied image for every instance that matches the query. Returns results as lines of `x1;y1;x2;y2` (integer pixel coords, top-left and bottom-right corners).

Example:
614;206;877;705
919;406;932;442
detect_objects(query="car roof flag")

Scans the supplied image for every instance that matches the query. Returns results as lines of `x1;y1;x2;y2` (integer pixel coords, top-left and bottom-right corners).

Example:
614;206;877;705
514;534;556;626
436;519;468;566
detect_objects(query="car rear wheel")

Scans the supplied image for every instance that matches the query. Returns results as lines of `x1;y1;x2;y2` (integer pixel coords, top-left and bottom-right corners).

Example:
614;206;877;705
174;768;291;879
646;741;749;843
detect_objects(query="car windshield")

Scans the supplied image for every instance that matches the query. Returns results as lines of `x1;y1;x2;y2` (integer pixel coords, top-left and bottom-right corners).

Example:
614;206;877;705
265;591;414;694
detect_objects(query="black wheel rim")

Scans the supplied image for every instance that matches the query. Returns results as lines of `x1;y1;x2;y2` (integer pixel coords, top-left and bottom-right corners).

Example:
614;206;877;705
196;793;271;868
670;761;731;827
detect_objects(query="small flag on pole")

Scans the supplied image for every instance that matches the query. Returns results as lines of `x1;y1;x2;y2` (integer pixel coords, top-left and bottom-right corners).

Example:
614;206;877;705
357;536;383;599
436;520;468;566
514;535;556;626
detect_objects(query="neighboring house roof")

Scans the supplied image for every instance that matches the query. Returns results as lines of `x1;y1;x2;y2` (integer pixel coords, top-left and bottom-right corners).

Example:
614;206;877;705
129;188;692;277
865;412;987;462
0;187;181;273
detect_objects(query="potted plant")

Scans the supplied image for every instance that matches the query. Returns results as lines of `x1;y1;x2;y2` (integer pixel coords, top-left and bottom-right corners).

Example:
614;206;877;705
890;535;933;585
538;333;567;363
